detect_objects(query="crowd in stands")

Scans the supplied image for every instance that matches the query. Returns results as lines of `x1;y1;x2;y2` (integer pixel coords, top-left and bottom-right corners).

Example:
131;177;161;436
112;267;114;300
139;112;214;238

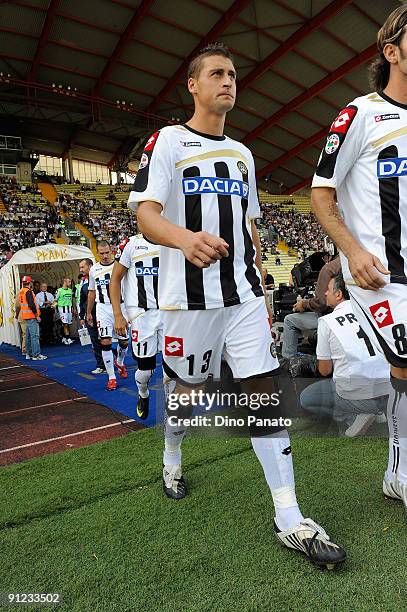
0;177;58;268
260;201;326;260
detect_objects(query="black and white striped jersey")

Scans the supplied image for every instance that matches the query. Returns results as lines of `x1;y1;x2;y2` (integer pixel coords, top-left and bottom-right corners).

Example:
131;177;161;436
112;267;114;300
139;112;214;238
312;92;407;285
128;124;263;310
116;234;159;310
88;261;115;305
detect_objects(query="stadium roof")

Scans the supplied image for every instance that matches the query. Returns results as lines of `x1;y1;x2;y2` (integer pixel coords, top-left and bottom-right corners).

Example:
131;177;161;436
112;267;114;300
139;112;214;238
0;0;404;192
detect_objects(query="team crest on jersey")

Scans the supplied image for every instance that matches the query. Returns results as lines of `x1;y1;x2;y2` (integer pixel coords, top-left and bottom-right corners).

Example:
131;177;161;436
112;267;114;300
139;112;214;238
237;160;248;175
377;157;407;178
139;153;149;169
164;336;184;357
325;134;340;154
369;300;394;328
182;177;249;198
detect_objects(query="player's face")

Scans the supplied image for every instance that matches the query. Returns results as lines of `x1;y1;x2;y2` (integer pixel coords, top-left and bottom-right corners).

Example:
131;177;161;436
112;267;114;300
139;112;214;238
97;245;113;264
79;261;90;275
64;278;71;287
189;55;236;114
397;29;407;77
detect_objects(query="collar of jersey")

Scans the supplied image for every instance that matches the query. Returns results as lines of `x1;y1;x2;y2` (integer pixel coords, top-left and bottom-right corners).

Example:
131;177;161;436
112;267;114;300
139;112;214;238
379;91;407;110
183;124;226;141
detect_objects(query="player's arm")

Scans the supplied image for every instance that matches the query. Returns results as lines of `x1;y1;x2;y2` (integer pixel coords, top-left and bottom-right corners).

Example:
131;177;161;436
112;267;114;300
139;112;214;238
86;290;96;326
110;261;128;337
137;201;229;269
311;187;389;290
317;359;333;377
251;221;273;321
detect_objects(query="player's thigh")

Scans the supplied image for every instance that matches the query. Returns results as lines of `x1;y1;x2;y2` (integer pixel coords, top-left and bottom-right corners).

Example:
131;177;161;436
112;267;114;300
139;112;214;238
162;309;223;384
224;297;279;378
130;309;161;358
349;283;407;368
96;303;113;339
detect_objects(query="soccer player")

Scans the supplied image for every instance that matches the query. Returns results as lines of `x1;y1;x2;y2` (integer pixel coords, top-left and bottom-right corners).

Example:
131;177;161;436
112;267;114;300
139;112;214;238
55;278;75;345
129;43;346;568
311;5;407;508
110;235;162;419
87;240;129;391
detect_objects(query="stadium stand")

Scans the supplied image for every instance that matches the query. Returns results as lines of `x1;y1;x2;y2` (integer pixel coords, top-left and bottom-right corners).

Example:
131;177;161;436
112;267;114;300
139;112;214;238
0;177;58;268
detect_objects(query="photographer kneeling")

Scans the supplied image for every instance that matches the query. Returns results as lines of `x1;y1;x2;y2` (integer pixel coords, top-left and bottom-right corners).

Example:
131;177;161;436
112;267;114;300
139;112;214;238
300;273;389;436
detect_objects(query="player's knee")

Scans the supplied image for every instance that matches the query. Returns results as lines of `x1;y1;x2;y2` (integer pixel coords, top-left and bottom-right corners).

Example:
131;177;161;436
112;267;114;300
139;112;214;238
101;343;112;352
137;355;156;370
241;371;286;437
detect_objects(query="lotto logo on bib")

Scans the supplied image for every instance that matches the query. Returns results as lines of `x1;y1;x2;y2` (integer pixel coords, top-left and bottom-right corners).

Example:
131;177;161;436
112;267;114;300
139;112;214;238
164;336;184;357
370;300;394;328
330;107;357;134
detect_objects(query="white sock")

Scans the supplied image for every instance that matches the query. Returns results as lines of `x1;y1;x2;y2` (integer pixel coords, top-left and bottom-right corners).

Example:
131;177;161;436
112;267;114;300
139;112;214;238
251;430;304;531
387;380;407;485
135;369;153;398
163;410;187;466
102;349;115;380
117;344;128;366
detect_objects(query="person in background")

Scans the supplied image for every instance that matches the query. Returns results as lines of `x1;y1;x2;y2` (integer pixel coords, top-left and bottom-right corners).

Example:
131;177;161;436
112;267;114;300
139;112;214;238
262;267;275;290
36;282;55;345
75;273;83;305
33;280;40;294
55;278;76;345
79;258;106;375
15;276;47;360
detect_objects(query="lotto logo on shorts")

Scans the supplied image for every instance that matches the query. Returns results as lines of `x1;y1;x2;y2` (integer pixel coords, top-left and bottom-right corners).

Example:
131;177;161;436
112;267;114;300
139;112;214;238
131;329;138;342
369;300;394;328
164;336;184;357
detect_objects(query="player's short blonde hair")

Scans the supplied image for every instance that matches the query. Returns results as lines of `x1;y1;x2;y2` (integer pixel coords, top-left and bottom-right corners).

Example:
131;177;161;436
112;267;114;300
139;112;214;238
369;4;407;91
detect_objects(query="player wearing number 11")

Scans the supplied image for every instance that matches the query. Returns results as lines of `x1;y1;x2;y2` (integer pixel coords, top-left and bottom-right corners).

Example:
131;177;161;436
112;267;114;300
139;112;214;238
129;42;346;569
311;5;407;510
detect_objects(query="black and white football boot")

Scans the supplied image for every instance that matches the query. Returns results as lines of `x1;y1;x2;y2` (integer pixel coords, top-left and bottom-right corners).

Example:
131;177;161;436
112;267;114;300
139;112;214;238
136;396;149;420
383;477;407;511
274;518;346;570
163;464;187;500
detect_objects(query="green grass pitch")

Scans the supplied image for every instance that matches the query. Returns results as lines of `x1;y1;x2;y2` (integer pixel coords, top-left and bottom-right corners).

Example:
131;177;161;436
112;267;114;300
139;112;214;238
0;430;406;611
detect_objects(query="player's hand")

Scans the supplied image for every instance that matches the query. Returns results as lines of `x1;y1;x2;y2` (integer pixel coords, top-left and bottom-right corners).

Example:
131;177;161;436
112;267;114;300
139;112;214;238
180;231;229;269
79;319;85;327
293;299;305;312
114;314;129;338
86;313;93;326
348;248;389;290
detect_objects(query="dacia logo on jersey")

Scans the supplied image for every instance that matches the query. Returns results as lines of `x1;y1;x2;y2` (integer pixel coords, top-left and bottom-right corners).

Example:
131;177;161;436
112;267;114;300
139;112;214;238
97;279;110;286
135;266;159;276
182;177;249;198
377;157;407;178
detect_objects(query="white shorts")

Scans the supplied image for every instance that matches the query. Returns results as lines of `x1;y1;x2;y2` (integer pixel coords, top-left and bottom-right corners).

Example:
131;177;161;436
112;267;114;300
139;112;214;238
162;297;279;384
96;302;128;341
127;307;163;359
348;283;407;368
58;306;72;325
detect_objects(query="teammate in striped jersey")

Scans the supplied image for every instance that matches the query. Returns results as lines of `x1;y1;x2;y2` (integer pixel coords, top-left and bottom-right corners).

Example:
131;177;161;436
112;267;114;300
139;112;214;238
130;43;346;569
312;5;407;511
110;235;163;419
87;240;129;391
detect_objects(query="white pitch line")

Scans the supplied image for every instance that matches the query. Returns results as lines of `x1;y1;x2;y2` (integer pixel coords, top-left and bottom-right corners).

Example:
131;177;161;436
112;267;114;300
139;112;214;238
0;419;136;454
0;382;58;394
1;396;88;416
0;365;24;371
